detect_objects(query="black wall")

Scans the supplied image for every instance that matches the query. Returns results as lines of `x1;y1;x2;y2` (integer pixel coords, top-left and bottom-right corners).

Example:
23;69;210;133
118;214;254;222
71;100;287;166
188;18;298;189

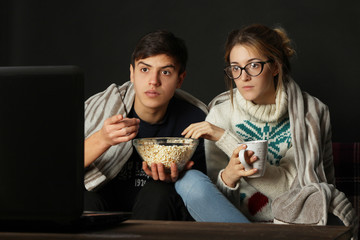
2;0;360;141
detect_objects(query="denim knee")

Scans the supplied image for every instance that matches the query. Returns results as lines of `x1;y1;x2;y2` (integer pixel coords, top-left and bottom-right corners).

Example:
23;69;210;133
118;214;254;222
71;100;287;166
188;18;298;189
175;169;211;202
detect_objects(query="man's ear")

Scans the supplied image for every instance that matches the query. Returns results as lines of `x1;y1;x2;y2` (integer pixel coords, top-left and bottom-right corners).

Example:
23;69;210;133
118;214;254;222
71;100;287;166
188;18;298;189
130;64;134;83
176;71;186;88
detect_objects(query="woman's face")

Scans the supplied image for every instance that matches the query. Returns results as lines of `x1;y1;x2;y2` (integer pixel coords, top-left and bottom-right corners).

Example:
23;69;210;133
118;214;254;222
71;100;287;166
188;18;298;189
229;44;278;105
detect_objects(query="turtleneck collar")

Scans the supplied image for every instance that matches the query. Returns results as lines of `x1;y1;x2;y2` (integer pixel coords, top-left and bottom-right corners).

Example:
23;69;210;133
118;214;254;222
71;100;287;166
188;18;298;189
234;85;288;122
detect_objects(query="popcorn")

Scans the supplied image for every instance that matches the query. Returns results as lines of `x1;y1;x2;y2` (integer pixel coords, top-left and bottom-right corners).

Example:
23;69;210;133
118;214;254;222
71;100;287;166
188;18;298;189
133;138;198;172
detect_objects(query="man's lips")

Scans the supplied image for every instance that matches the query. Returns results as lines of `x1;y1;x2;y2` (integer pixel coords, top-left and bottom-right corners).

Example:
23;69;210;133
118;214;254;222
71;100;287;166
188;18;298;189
145;90;160;97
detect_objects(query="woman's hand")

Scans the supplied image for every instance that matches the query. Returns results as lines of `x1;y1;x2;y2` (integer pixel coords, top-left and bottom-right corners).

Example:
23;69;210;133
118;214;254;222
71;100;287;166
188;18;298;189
181;121;225;141
142;161;194;182
221;144;258;188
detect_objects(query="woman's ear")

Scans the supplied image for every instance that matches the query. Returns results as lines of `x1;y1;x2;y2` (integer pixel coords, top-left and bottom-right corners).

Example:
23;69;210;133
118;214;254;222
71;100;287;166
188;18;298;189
273;63;280;77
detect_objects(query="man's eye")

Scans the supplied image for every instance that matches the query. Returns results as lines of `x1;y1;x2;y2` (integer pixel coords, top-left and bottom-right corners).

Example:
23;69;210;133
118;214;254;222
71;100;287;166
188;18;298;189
140;68;149;73
162;70;171;76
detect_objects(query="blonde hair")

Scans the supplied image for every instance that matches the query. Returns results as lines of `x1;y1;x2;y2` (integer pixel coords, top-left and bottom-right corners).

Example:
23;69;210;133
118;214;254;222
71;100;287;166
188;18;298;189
224;24;296;103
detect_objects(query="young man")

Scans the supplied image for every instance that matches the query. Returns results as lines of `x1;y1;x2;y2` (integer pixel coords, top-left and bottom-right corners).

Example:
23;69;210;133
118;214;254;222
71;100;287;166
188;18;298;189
83;30;208;220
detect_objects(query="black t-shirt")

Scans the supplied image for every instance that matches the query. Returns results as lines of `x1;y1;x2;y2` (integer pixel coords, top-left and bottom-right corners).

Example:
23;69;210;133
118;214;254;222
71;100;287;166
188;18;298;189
97;97;207;211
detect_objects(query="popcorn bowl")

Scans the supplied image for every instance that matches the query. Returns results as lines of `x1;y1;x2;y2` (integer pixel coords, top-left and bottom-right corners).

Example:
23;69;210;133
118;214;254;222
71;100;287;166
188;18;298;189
133;137;199;172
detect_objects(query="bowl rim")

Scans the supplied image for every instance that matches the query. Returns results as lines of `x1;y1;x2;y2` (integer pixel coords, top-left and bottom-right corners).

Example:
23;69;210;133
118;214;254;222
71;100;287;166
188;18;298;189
133;137;199;145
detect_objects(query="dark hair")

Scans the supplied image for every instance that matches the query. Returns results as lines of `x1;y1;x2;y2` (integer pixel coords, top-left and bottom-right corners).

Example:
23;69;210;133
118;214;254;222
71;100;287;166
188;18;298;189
224;24;295;102
131;30;188;74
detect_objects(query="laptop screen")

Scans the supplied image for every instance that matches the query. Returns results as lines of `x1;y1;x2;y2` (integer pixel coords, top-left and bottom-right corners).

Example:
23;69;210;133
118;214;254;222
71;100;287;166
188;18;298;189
0;66;84;223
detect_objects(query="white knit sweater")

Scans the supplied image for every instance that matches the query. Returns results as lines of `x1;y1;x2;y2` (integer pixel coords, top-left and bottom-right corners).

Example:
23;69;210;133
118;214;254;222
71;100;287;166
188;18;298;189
206;79;358;239
205;86;297;221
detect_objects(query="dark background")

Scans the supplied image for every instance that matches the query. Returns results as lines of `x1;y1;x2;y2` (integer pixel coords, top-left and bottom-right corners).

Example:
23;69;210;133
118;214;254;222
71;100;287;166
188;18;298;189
1;0;359;142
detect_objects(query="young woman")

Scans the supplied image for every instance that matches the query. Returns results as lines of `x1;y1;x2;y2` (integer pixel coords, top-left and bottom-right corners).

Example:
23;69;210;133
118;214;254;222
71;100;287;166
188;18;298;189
176;24;357;238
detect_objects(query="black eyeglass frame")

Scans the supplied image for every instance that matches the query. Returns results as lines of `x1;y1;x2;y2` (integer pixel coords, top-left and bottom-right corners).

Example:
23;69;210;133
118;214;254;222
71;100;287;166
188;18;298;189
224;60;273;80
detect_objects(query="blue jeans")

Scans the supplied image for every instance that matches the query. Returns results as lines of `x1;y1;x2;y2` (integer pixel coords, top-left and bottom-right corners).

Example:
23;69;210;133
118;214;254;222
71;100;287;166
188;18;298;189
175;169;250;223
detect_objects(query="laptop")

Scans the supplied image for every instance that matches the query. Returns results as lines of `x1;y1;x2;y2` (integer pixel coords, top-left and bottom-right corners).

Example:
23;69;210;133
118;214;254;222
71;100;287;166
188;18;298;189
0;66;131;231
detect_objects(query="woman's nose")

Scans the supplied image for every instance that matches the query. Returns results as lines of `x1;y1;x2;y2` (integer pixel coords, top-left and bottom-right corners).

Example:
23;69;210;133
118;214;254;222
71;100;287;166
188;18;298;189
239;70;251;81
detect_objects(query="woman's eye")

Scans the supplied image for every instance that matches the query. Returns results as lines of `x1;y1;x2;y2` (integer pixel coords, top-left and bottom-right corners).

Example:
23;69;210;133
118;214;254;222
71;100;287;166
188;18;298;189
232;66;240;72
140;68;149;73
249;63;260;69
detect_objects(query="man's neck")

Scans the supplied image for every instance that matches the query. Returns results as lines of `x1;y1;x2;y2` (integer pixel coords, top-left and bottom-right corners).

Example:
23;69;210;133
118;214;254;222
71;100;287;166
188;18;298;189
133;101;169;125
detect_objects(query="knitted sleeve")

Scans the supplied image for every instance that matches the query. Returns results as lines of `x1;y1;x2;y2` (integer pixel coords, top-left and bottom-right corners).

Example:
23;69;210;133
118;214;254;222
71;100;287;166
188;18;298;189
205;129;243;182
205;129;244;208
205;103;245;207
204;99;242;182
216;169;242;209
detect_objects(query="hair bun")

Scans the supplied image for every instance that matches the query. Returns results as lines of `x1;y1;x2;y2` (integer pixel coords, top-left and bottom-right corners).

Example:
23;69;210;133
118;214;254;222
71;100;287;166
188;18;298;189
273;27;296;58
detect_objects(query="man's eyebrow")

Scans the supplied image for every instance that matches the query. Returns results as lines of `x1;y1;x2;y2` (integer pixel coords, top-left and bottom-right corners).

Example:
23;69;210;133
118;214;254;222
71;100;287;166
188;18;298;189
137;61;152;67
161;64;176;69
137;61;176;69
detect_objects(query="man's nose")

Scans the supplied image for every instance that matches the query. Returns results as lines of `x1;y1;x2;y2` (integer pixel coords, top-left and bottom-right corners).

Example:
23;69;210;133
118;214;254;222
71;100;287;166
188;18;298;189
148;72;161;86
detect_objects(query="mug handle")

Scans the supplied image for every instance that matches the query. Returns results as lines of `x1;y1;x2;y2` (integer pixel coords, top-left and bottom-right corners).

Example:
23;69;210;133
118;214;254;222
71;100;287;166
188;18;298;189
239;149;252;171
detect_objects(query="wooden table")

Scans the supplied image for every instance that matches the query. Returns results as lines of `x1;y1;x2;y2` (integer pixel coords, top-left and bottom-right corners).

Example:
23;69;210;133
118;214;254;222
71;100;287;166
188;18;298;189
0;220;353;240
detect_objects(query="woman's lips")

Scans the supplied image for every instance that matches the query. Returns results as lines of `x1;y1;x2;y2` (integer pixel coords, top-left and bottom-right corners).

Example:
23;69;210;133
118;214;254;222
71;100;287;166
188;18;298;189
145;90;160;97
243;86;254;90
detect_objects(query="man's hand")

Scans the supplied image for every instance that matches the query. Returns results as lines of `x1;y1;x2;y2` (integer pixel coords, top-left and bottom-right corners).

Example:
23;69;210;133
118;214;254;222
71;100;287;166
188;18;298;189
100;114;140;146
84;114;140;167
142;161;194;182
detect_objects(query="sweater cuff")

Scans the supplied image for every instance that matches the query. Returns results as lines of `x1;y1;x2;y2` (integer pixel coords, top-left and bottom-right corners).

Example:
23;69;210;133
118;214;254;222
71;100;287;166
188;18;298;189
215;129;242;157
217;169;240;191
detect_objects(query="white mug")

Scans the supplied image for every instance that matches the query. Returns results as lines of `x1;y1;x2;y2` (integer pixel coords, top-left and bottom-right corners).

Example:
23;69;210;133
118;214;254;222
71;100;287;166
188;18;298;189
238;140;268;178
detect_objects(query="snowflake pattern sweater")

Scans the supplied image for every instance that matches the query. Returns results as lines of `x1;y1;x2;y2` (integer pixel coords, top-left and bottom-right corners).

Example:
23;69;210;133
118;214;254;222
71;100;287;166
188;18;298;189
205;87;297;222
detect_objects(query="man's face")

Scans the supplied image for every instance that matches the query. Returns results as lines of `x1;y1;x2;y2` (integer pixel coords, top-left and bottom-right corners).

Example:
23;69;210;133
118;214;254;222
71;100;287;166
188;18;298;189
130;54;185;115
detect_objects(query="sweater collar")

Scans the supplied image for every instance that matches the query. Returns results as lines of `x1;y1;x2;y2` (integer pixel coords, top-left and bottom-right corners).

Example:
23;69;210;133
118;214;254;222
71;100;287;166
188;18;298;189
235;85;288;122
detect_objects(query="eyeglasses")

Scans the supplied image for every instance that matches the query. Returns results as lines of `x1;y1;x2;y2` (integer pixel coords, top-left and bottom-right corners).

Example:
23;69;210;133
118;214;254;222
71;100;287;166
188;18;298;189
224;60;273;80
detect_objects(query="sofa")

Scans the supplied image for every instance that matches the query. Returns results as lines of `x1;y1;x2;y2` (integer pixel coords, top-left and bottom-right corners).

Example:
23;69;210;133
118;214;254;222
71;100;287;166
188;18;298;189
332;142;359;238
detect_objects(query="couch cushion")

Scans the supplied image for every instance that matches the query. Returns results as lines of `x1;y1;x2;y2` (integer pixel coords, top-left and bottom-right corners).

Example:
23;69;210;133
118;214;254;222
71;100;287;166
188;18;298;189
332;142;359;224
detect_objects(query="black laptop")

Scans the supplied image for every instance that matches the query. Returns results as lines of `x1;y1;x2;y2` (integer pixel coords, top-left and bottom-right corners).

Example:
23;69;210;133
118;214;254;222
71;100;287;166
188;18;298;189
0;66;131;231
